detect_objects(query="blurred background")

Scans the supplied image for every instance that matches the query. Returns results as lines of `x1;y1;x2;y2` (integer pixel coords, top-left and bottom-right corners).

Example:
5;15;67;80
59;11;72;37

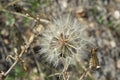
0;0;120;80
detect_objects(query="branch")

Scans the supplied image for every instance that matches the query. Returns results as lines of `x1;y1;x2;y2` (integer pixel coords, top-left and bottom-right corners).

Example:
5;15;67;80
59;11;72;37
0;16;43;80
0;9;50;24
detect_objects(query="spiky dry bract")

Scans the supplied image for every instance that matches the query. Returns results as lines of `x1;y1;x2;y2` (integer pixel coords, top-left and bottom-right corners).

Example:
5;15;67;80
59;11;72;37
39;15;91;67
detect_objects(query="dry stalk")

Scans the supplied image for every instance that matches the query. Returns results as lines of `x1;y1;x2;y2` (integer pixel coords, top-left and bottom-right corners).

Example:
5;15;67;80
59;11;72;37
0;33;34;79
0;4;46;79
4;0;20;9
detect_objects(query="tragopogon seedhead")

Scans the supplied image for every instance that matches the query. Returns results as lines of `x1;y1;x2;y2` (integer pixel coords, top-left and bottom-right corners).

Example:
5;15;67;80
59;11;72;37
39;15;92;67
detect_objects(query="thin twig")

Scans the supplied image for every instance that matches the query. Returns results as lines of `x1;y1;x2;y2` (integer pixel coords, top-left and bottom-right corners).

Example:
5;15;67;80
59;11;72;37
4;0;20;8
76;58;94;80
0;33;35;80
0;9;50;24
30;48;45;80
3;60;18;76
79;68;90;80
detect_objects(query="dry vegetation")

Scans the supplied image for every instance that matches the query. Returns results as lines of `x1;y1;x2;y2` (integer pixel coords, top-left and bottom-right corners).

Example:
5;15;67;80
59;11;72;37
0;0;120;80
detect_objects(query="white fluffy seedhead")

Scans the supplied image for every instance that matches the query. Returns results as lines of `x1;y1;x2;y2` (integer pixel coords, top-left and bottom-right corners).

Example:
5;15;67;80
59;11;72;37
39;15;92;67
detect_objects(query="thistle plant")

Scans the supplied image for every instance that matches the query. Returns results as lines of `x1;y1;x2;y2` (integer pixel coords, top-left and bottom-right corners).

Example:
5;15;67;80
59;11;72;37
39;15;92;67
